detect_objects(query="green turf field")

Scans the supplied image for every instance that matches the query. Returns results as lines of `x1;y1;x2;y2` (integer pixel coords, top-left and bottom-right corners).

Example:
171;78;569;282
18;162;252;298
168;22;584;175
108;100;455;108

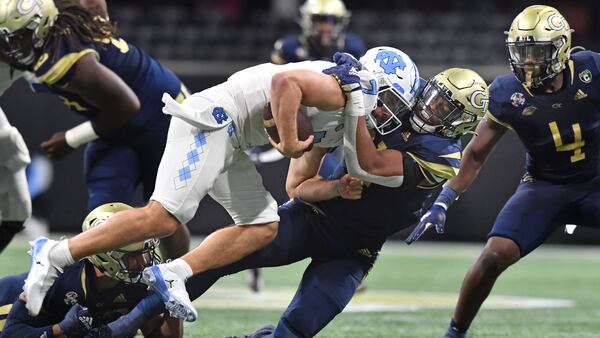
2;237;600;337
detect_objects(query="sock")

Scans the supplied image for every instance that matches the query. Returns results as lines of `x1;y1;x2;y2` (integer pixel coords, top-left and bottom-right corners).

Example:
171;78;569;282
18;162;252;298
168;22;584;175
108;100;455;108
444;319;468;338
167;258;193;280
49;239;75;268
450;318;468;333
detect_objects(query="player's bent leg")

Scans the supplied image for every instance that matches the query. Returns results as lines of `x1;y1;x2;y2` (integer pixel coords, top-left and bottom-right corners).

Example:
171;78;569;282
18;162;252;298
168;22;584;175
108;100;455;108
68;201;180;260
274;258;368;337
446;236;520;337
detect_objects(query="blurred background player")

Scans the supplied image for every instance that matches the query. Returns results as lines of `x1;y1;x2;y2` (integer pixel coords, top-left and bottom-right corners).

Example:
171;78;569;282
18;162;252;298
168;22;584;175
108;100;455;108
0;108;31;254
0;203;181;337
244;0;367;293
0;0;191;259
182;65;489;338
0;60;31;255
404;5;600;338
271;0;364;65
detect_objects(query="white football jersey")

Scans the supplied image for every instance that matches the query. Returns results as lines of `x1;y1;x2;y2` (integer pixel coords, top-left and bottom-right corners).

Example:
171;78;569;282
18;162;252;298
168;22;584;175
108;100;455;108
224;60;377;148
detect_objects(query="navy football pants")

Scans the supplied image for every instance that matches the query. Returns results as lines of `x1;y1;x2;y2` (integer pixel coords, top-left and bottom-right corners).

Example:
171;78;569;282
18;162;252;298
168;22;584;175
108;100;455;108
186;200;375;337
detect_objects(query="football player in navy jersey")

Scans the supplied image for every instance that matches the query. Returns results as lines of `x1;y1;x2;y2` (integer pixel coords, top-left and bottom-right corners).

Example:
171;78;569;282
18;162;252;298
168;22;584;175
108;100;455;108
403;5;600;338
0;203;181;338
176;67;488;338
0;0;191;259
271;0;365;65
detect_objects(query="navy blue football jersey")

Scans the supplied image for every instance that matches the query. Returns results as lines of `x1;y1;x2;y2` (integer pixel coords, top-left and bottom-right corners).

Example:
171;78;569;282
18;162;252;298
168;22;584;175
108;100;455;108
1;261;148;331
28;31;189;134
487;51;600;183
271;33;365;64
314;129;461;248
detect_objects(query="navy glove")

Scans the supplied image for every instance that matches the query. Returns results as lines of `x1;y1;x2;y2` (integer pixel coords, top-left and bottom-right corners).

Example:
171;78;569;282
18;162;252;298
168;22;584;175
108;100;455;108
59;303;95;336
322;64;362;94
405;204;447;245
333;52;361;70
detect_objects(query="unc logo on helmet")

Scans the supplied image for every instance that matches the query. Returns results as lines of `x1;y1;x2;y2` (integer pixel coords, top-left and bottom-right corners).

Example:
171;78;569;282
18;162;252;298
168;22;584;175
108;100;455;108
360;46;420;135
374;50;407;75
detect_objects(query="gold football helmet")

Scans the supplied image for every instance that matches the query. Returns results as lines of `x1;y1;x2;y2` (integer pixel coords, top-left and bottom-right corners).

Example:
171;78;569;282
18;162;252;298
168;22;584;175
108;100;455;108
299;0;350;47
82;203;160;284
0;0;58;67
505;5;573;88
410;68;489;138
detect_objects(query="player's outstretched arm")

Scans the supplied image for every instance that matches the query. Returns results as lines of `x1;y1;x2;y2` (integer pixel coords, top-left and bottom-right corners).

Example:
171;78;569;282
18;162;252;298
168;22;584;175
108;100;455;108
2;297;93;338
405;117;507;244
84;293;182;338
269;69;345;158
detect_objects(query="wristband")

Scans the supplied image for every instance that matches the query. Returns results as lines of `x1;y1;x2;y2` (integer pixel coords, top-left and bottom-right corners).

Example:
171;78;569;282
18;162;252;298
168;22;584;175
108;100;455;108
64;121;99;148
434;186;460;210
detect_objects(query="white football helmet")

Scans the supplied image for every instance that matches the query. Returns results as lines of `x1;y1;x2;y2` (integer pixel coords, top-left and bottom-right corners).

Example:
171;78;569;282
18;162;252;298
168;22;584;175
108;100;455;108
82;203;161;284
359;46;421;135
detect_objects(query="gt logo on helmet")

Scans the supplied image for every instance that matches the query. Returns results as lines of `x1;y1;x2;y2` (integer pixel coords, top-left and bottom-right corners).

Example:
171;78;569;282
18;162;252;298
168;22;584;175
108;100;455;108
16;0;43;15
470;90;489;110
547;13;566;31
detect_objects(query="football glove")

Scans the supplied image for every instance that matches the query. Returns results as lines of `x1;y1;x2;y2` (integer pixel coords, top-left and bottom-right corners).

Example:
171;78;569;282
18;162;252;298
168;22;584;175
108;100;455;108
323;64;362;94
59;304;94;336
333;52;362;70
405;203;447;245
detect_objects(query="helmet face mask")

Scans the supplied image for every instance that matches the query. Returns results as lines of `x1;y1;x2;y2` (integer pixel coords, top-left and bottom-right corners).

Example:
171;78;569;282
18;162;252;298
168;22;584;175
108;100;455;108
102;239;161;284
505;5;572;88
360;46;421;135
369;85;413;135
0;0;58;68
0;25;38;66
410;68;488;138
82;203;161;284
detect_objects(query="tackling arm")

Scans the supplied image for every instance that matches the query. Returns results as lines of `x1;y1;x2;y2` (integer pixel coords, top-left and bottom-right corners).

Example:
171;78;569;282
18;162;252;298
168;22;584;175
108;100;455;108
285;145;363;202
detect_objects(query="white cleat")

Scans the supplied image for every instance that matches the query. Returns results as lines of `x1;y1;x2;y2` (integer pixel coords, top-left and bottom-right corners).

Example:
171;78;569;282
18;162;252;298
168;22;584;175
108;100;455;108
23;236;61;316
141;264;197;322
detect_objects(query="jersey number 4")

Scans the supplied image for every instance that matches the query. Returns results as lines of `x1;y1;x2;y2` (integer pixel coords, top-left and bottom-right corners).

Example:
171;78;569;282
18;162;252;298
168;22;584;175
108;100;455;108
548;121;585;162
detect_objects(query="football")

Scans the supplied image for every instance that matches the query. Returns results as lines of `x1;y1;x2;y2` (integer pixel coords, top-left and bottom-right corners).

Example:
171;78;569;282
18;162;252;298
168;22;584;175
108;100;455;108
263;102;314;150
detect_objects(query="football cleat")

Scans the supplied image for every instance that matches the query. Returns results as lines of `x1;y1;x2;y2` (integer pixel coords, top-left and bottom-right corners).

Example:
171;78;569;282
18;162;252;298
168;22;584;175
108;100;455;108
23;236;61;316
226;324;276;338
141;264;197;322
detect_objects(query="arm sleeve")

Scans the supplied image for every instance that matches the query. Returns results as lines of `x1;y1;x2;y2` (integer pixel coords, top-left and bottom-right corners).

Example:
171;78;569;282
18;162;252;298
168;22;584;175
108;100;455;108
1;299;55;338
342;111;404;187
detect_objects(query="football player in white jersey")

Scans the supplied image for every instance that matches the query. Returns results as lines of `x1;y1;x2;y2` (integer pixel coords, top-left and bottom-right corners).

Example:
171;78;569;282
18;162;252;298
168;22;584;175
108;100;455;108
0;64;32;254
23;46;419;322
